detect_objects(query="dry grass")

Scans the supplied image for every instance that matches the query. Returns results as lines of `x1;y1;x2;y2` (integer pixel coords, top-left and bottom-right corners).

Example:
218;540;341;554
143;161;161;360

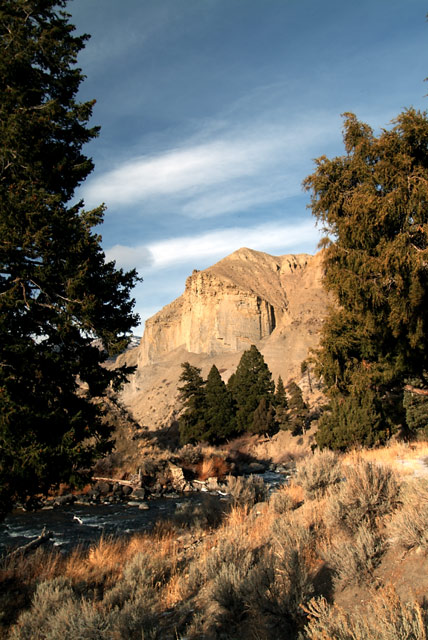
303;585;427;639
343;440;428;477
5;444;428;639
196;454;231;480
388;478;428;553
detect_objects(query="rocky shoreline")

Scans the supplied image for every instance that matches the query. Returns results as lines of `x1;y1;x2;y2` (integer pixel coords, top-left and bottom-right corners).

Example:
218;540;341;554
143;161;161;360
14;459;292;513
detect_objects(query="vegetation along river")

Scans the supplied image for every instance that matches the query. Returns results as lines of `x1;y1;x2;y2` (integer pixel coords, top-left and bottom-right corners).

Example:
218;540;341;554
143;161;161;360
0;471;285;554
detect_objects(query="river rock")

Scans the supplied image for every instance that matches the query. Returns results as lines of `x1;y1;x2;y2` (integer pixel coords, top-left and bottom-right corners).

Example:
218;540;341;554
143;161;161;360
94;481;111;496
138;502;150;510
121;485;133;496
132;488;146;500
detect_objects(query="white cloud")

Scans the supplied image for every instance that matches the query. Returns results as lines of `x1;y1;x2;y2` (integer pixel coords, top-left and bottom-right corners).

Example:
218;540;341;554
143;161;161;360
106;220;320;272
81;112;340;217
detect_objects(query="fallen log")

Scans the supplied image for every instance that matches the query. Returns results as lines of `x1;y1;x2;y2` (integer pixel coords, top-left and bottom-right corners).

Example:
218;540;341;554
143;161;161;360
92;476;134;487
404;385;428;397
6;527;53;559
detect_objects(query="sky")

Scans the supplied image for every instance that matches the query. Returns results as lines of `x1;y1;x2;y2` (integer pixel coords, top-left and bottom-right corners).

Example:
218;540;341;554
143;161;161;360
68;0;428;331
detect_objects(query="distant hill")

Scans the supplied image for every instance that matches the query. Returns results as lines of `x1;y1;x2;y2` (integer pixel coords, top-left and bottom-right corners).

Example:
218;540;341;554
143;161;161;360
116;247;332;429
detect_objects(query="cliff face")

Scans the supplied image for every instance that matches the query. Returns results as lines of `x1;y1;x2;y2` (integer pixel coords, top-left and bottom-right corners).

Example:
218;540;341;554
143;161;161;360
138;248;317;367
117;247;331;428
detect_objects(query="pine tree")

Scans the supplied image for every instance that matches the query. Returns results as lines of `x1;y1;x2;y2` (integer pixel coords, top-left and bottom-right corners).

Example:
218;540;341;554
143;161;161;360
286;381;308;435
178;363;207;444
251;397;277;435
0;1;139;515
304;109;428;448
228;345;275;433
274;375;289;429
204;365;237;442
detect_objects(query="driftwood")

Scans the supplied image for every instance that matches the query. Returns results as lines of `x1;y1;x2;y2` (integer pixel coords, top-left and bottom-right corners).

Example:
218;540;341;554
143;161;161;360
404;385;428;397
92;476;134;487
6;527;53;559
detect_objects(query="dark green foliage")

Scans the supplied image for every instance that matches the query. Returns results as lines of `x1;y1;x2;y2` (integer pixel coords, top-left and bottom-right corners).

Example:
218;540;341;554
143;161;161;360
178;363;207;444
304;109;428;448
251;396;277;435
286;382;308;435
228;345;275;433
275;375;289;429
204;365;237;442
403;377;428;437
0;1;139;515
316;390;389;450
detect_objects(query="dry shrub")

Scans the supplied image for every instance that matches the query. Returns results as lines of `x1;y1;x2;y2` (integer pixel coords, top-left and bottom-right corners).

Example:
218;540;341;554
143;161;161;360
388;479;428;552
226;474;268;508
295;449;343;499
8;578;110;640
196;454;230;480
303;585;427;639
173;494;226;529
323;524;385;586
270;487;297;514
325;459;400;533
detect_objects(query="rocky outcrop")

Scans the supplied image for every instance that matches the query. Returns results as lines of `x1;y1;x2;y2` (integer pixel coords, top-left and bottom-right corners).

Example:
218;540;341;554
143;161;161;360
138;248;318;367
117;247;332;428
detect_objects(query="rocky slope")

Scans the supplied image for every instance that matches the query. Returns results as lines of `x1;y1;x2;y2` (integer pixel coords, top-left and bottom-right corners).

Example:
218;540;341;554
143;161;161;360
117;247;331;428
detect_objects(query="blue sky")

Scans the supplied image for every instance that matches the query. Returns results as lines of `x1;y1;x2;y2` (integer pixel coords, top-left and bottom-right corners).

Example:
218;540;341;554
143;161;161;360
69;0;428;331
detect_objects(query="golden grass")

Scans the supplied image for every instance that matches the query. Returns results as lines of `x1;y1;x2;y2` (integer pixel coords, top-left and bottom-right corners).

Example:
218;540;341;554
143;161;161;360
343;440;428;478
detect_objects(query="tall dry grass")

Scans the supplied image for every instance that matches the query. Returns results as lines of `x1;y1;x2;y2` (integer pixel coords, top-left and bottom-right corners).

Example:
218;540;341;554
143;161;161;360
5;443;428;639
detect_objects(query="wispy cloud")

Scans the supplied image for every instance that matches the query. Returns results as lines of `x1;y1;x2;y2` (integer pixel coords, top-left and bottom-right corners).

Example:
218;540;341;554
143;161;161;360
105;220;320;271
81;111;340;218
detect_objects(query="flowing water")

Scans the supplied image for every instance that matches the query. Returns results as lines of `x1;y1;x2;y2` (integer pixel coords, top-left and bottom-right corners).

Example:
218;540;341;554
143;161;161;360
0;472;285;554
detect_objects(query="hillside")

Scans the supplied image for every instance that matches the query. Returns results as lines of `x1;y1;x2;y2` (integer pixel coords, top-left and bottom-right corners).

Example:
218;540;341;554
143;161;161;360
116;247;331;428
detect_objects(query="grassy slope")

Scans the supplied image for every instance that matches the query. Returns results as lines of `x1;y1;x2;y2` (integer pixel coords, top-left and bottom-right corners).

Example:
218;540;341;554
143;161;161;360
3;440;428;639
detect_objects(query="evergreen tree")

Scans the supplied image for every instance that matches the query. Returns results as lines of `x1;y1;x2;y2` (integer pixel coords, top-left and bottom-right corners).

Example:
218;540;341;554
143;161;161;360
229;345;275;433
251;397;277;435
304;109;428;448
403;376;428;437
286;381;309;435
274;375;289;429
204;365;237;442
0;1;139;515
178;363;207;444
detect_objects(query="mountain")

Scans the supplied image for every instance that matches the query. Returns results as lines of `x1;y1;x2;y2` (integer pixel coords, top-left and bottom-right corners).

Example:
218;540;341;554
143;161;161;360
116;247;331;428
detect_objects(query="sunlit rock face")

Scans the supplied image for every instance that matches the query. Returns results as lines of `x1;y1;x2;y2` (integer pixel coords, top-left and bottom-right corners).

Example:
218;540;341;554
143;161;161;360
138;247;320;365
117;247;331;428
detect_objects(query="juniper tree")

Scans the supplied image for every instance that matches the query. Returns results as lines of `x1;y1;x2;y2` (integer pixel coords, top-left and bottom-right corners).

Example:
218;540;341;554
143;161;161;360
304;110;428;448
177;363;207;444
204;365;236;442
286;381;308;435
228;345;275;433
0;1;139;515
274;375;289;429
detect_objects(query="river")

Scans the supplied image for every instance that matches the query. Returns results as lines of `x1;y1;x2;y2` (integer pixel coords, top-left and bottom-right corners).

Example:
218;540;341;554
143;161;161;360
0;471;285;554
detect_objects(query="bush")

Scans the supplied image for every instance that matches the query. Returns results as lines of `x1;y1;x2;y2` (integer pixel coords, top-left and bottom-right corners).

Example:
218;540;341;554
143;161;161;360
325;460;399;533
226;474;268;508
295;450;343;499
323;524;385;586
303;586;428;639
9;578;112;640
388;479;428;552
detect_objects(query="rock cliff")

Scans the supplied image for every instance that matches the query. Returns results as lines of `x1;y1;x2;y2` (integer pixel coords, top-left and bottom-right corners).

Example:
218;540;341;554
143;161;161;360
117;247;331;428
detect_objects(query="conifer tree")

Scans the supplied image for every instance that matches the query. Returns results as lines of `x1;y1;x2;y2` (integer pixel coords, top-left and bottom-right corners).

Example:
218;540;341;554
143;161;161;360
0;1;139;515
178;363;207;444
304;109;428;448
274;375;289;429
228;345;275;433
286;381;308;435
204;365;236;442
251;397;277;435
